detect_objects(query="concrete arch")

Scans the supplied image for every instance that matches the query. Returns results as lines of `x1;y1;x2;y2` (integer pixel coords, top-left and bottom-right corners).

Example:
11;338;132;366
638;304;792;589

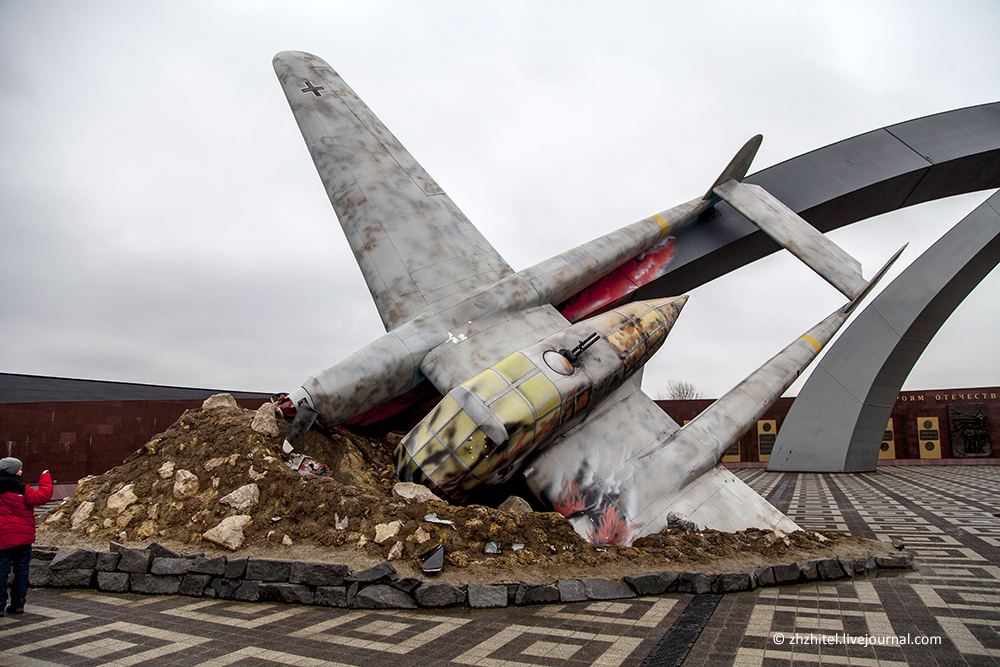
768;190;1000;471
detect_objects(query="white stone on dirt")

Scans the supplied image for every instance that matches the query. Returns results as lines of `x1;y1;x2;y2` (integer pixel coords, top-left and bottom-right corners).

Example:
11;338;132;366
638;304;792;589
375;521;403;544
393;482;442;504
202;393;240;411
173;470;199;498
70;501;94;530
202;515;252;550
407;527;431;544
387;541;403;560
498;496;532;514
106;484;137;513
158;461;175;479
251;403;282;437
220;484;260;511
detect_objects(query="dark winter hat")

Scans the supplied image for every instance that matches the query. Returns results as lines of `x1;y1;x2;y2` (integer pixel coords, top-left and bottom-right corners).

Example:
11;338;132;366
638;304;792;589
0;457;22;474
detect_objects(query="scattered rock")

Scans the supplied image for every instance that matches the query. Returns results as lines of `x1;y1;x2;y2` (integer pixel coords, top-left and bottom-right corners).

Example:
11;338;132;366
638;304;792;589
251;403;282;437
158;461;175;479
497;496;533;514
220;484;260;511
374;521;403;544
393;482;442;504
70;502;94;530
106;484;138;513
202;393;241;412
172;470;199;498
203;515;253;551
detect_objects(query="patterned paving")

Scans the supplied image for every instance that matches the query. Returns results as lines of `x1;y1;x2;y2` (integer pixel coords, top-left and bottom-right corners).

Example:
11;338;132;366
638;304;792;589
1;466;998;666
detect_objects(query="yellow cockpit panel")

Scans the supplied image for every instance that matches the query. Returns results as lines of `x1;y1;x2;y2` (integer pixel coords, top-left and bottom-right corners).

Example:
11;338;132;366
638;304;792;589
466;368;509;401
491;389;535;435
406;422;435;454
454;429;489;468
518;372;561;415
437;408;478;445
494;352;535;383
425;395;462;433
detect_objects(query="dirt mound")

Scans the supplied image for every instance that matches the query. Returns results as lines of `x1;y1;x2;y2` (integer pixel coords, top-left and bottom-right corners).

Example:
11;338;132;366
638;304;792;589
37;397;894;584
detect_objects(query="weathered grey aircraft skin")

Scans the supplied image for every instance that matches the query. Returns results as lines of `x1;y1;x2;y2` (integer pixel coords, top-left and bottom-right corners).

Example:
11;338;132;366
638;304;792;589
273;51;900;545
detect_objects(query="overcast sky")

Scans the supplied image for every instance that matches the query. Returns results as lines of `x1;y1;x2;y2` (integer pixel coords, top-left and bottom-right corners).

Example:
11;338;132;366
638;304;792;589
1;1;998;401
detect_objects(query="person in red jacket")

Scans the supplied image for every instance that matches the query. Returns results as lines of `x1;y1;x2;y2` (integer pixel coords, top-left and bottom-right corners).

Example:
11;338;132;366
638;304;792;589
0;457;52;616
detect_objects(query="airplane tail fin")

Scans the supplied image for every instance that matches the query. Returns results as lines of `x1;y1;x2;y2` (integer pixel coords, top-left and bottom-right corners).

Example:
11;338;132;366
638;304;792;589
704;134;763;200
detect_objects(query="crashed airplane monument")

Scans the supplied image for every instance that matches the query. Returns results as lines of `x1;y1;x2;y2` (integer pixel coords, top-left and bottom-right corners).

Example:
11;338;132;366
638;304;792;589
272;51;902;546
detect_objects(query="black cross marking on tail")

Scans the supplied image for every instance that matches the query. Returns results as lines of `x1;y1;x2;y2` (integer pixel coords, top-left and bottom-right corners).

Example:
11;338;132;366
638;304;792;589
300;81;325;97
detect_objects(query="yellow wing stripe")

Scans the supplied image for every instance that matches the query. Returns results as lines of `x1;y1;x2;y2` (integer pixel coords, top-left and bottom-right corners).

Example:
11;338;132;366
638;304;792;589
652;214;670;238
800;334;822;353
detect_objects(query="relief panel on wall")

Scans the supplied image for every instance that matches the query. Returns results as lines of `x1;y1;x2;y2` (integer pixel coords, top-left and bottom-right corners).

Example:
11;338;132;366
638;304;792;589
948;404;992;458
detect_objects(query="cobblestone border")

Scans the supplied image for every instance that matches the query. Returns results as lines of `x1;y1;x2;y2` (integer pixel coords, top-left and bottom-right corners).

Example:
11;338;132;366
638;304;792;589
25;543;914;610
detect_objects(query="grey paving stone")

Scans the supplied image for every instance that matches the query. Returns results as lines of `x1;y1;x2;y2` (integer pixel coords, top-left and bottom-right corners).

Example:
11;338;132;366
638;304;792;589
49;547;97;571
151;557;195;576
29;560;51;587
391;577;423;594
207;577;242;600
235;580;260;602
31;547;58;561
47;569;95;588
624;571;679;595
354;562;397;584
754;565;776;587
876;553;914;569
467;582;507;609
800;559;822;581
95;551;120;572
414;581;464;608
188;556;227;577
582;578;636;600
259;583;315;605
246;559;291;582
315;586;348;607
115;548;153;574
352;584;417;609
772;562;801;585
145;542;181;559
715;572;754;593
515;580;559;605
289;561;349;587
179;574;212;597
130;574;180;595
97;571;130;593
557;579;586;602
677;571;713;594
224;556;248;579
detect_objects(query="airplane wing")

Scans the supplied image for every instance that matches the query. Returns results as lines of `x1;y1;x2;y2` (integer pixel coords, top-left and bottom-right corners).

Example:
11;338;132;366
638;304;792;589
274;51;513;331
524;378;798;545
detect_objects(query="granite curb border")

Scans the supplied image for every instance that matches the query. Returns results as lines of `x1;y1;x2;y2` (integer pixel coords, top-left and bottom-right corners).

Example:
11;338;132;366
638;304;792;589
23;543;915;610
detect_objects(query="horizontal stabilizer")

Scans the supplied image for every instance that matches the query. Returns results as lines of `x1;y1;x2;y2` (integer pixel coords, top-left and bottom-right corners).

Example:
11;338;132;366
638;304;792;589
714;179;867;300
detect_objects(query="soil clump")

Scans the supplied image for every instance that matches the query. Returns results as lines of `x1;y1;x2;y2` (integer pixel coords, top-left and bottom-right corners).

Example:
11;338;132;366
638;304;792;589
36;396;895;586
